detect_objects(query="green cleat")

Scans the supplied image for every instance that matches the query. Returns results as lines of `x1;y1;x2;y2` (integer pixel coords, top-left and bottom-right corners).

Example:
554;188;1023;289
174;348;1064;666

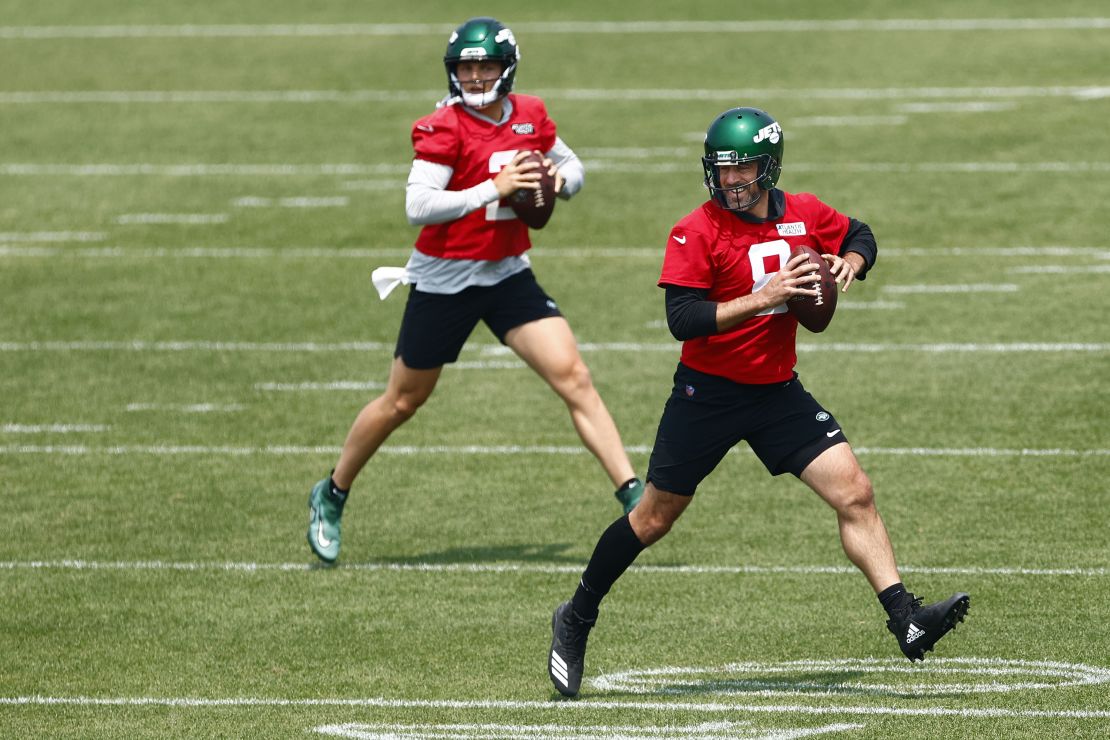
307;478;346;563
614;478;644;515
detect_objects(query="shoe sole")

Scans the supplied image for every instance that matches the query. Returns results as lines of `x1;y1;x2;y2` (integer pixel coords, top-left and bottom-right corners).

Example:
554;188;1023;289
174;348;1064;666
909;593;970;662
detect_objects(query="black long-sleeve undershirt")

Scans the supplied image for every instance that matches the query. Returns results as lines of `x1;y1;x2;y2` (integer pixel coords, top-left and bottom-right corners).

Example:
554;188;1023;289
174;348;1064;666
663;217;877;341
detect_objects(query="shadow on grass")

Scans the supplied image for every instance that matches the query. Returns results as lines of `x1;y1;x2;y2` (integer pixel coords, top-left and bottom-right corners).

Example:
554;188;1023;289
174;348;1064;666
378;541;582;565
599;668;969;700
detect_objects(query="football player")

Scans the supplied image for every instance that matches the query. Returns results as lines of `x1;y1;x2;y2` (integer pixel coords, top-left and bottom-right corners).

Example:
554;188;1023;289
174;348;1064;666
305;17;644;563
548;107;970;697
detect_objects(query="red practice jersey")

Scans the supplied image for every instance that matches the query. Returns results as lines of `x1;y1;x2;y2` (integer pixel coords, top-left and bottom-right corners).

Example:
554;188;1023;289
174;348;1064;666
411;94;557;261
659;194;850;384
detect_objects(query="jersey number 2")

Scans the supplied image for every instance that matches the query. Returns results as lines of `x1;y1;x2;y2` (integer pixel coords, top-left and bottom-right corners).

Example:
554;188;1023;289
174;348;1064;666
485;150;520;222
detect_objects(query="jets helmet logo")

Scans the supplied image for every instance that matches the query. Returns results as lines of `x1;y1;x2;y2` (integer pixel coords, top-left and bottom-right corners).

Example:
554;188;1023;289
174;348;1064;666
753;122;782;145
495;27;517;48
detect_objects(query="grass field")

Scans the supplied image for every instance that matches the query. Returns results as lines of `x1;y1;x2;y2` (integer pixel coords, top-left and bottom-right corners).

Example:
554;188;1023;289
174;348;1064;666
1;1;1108;737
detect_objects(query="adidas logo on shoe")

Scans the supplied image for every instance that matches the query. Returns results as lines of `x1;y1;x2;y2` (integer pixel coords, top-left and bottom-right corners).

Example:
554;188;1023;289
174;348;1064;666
550;650;570;689
887;592;970;662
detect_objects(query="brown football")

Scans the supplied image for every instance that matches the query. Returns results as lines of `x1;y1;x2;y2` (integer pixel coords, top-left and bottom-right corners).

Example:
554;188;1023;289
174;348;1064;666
787;245;838;333
509;151;556;229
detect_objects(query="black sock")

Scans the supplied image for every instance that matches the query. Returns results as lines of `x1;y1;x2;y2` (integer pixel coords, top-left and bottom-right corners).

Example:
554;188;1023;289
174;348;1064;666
571;515;646;620
328;473;349;503
878;582;912;617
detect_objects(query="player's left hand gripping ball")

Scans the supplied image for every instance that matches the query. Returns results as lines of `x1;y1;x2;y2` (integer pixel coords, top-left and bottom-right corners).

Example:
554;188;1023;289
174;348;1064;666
787;245;838;333
509;151;556;229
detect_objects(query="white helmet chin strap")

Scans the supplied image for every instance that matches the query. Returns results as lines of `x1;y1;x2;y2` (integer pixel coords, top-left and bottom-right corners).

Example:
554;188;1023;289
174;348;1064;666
458;80;503;108
449;61;515;108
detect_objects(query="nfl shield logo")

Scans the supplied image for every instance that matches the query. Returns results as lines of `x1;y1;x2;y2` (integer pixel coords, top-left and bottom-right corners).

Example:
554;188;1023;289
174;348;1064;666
685;385;696;397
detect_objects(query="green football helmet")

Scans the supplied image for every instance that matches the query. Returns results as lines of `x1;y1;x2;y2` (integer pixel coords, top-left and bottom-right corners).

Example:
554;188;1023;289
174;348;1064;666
702;107;784;212
443;17;520;108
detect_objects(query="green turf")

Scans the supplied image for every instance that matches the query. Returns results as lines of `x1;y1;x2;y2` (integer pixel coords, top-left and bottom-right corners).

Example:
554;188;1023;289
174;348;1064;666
1;1;1108;737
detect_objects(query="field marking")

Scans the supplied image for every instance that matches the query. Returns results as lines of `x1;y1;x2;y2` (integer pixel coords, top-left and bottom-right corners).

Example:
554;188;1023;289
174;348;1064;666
340;179;408;191
115;213;229;225
311;720;863;739
0;231;105;242
125;403;244;413
254;381;385;391
233;196;349;208
881;283;1019;293
0;163;409;176
592;658;1110;697
1;86;1107;106
2;560;1106;578
1009;264;1110;274
0;19;1107;39
3;693;1109;720
0;340;1106;354
894;101;1018;113
790;115;908;127
1;423;109;433
586;161;1110;175
2;245;1107;261
1;161;1107;177
0;444;1107;459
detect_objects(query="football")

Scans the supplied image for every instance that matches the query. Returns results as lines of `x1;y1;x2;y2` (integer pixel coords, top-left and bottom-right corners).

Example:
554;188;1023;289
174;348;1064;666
787;245;838;333
509;151;556;229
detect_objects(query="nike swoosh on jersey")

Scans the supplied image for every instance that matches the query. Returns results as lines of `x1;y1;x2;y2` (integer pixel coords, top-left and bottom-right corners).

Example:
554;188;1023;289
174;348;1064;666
826;429;842;438
672;235;687;244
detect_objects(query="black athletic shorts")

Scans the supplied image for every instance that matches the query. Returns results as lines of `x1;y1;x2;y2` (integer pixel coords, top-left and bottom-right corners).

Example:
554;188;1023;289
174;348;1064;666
394;269;563;369
646;363;847;495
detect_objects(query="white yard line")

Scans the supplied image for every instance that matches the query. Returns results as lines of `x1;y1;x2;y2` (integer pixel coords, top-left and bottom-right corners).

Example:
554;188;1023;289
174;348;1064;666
881;283;1019;293
0;86;1107;106
1;693;1108;720
312;720;861;740
0;18;1107;39
116;213;229;225
0;444;1105;459
1;245;1106;260
894;102;1018;113
0;340;1106;353
233;196;349;208
1008;265;1110;274
0;231;105;242
125;403;243;413
0;161;1106;177
254;381;384;391
0;163;409;176
1;560;1105;578
1;423;108;433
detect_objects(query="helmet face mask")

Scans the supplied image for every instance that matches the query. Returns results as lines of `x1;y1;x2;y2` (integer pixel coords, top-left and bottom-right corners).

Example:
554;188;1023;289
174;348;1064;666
702;107;784;213
443;17;520;108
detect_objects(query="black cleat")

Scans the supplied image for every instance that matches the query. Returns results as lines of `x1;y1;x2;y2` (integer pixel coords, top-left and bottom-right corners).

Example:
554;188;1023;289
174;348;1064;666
887;592;970;662
548;601;595;697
